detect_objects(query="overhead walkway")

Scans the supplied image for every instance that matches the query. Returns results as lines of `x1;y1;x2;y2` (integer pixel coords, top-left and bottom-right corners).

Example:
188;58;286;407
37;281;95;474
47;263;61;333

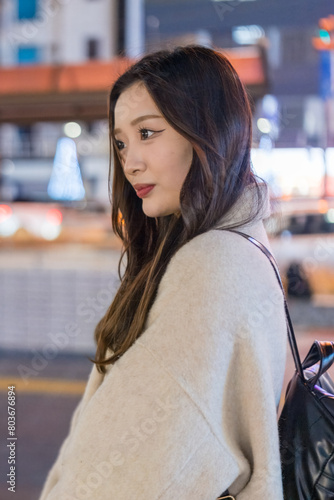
0;47;269;124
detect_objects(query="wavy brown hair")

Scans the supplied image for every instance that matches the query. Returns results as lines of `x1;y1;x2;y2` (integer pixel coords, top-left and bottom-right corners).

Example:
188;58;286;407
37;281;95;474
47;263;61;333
93;45;267;373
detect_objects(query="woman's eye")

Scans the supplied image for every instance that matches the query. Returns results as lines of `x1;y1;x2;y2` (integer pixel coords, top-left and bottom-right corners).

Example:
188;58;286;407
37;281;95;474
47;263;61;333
115;140;125;150
139;128;155;140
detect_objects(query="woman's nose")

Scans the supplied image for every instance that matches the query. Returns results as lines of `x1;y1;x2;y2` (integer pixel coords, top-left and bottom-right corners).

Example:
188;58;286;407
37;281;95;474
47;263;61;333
122;148;146;175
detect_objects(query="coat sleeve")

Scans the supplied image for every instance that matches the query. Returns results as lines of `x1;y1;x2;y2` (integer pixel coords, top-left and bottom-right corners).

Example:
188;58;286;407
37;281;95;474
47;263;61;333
39;365;104;500
39;398;84;500
39;230;287;500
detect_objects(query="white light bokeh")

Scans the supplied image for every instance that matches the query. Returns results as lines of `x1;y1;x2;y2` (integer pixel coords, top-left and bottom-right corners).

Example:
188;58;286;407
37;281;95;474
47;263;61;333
257;118;272;134
64;122;82;138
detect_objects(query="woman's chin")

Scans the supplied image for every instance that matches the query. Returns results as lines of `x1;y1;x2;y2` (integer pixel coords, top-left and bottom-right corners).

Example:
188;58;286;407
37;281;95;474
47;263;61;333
142;206;175;218
143;209;166;218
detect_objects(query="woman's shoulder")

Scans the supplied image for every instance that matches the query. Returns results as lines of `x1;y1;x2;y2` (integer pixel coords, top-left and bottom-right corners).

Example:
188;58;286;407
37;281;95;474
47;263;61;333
168;226;274;283
155;226;283;325
168;182;274;282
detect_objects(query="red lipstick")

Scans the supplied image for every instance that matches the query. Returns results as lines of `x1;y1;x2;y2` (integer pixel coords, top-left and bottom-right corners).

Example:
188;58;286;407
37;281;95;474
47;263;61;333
134;184;155;198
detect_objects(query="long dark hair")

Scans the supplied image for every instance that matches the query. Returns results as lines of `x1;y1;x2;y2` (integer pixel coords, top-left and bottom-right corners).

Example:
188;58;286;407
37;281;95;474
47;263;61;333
93;45;267;372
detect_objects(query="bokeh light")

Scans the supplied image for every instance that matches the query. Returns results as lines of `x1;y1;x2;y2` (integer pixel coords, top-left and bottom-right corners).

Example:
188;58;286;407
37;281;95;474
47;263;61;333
64;122;82;138
257;118;272;134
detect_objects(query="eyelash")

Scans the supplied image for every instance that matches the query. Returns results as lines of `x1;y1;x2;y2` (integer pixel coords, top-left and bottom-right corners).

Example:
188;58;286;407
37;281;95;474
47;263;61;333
138;127;155;140
114;127;164;151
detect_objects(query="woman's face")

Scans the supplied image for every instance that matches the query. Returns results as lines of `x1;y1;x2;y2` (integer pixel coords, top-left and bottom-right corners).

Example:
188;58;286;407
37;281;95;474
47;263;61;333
113;82;193;218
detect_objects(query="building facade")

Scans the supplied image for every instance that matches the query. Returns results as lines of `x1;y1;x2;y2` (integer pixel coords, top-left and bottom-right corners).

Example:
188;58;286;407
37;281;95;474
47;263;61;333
0;0;334;203
145;0;334;149
0;0;116;66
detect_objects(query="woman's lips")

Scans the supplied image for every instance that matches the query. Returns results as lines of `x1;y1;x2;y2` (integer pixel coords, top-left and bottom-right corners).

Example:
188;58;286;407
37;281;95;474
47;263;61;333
134;184;155;198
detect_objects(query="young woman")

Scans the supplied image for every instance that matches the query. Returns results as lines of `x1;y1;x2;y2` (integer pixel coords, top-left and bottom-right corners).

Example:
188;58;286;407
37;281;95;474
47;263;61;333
40;46;287;500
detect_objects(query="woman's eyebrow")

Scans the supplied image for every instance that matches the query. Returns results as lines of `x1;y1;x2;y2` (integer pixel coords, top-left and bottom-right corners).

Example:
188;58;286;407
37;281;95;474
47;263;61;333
113;114;163;135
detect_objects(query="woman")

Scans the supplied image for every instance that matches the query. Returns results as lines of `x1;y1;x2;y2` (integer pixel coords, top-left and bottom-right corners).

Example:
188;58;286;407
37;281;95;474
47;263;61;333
39;46;287;500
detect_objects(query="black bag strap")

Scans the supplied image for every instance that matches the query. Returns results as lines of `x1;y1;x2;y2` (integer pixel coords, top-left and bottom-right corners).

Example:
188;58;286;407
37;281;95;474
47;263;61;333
216;228;305;499
223;229;304;380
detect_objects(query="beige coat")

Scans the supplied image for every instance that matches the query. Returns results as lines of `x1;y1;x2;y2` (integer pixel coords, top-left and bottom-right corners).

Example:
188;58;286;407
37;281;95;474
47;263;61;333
39;184;287;500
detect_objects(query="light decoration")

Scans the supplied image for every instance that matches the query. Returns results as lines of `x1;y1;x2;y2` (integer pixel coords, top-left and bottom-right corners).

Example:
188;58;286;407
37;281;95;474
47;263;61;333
257;118;272;134
251;148;325;198
325;208;334;223
46;208;63;225
47;138;86;201
64;122;82;138
0;204;20;237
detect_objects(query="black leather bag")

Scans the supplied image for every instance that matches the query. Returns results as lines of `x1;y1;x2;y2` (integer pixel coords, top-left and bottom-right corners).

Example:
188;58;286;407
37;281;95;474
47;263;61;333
279;340;334;499
224;229;334;500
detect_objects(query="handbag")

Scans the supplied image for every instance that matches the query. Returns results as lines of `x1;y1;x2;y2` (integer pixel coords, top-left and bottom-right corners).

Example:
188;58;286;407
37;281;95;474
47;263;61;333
220;229;334;500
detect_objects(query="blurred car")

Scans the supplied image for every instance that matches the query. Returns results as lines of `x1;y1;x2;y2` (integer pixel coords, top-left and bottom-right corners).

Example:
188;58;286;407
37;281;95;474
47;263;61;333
267;206;334;297
0;201;121;248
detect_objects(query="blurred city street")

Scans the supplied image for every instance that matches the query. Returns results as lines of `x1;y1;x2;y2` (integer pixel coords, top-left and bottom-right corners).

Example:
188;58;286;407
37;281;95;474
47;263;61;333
0;242;334;500
0;243;122;353
1;0;334;498
0;240;334;500
0;235;332;500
